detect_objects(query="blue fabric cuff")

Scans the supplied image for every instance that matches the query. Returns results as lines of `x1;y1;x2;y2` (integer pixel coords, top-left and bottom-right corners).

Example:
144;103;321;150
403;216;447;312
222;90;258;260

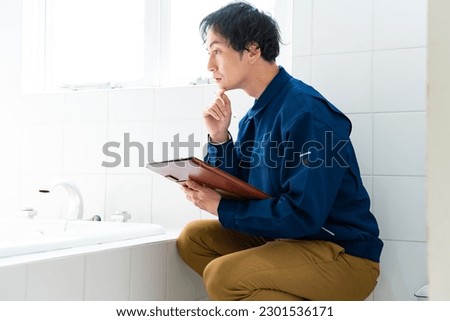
205;136;233;167
217;198;237;229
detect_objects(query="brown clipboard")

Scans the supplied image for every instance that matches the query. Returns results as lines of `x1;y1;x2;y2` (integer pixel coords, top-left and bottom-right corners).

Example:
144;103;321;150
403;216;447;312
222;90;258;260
146;157;271;200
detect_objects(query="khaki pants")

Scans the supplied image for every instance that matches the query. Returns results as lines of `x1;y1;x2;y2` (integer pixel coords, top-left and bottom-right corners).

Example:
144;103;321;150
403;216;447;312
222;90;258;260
176;219;380;301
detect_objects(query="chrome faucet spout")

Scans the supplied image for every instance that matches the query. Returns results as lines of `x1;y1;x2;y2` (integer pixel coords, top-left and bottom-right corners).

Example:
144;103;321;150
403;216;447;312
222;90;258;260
39;181;84;220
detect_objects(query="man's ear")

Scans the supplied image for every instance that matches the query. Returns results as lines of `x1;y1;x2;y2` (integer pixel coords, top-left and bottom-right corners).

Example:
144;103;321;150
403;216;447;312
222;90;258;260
246;43;261;63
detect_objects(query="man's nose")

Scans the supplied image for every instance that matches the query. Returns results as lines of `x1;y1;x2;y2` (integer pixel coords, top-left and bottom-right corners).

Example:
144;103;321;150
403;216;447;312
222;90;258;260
207;55;216;72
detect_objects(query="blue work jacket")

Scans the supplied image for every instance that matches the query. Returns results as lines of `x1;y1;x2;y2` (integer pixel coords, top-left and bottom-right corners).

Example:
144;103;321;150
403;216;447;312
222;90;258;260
205;67;383;262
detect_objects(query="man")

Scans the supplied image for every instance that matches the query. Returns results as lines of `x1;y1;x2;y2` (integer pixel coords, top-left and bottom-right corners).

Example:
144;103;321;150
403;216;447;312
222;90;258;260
177;1;383;301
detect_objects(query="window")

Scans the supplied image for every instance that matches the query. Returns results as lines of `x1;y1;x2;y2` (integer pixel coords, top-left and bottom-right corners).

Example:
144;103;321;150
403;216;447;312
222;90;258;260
22;0;291;92
48;0;145;88
165;0;288;85
22;0;150;91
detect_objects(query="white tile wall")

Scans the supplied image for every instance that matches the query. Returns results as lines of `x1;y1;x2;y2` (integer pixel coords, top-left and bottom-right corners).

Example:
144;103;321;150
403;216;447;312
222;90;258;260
152;119;204;161
347;114;372;176
373;48;427;112
154;86;204;121
375;240;428;300
312;0;373;54
0;1;23;70
0;83;22;123
7;85;211;222
0;0;23;219
63;122;108;174
311;53;372;114
84;248;131;300
108;88;155;122
373;176;426;242
64;91;108;123
0;21;20;71
292;0;312;56
0;124;22;174
373;112;426;176
373;0;427;50
129;243;167;300
0;174;21;218
27;255;85;300
22;93;65;124
292;56;312;84
21;124;64;175
108;89;155;121
0;265;27;300
105;174;152;222
151;174;201;230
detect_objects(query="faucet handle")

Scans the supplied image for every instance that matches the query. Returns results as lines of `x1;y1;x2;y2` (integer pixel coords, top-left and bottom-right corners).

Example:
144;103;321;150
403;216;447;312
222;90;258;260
19;207;38;219
86;215;102;221
111;210;131;222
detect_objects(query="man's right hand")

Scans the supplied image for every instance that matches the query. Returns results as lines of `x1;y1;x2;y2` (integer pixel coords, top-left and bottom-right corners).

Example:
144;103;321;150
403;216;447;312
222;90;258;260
203;89;232;143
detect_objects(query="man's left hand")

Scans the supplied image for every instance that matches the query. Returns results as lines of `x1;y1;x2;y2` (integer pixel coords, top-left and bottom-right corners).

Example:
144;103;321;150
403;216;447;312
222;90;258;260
181;180;221;216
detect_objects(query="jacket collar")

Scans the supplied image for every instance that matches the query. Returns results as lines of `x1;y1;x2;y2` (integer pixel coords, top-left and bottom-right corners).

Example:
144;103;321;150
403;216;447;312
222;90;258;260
246;66;292;120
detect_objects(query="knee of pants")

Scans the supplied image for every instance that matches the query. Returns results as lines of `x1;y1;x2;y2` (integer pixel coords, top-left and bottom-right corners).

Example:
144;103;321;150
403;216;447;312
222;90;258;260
176;220;199;260
203;256;240;300
176;220;217;265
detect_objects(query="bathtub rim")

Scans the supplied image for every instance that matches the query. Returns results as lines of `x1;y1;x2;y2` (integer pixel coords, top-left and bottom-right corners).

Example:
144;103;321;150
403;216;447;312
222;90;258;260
0;229;180;268
0;218;166;260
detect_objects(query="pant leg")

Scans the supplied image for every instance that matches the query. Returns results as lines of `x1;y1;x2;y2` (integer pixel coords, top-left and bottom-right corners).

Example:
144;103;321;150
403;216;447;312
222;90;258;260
176;219;268;276
203;239;380;301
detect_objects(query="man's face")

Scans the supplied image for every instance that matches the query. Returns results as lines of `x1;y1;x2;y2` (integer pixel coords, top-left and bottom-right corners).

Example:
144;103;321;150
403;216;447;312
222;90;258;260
205;29;249;91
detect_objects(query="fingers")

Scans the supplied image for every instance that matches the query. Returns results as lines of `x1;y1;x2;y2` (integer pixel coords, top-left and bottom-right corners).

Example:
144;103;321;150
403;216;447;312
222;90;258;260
203;91;231;121
203;102;225;120
204;99;228;120
181;180;215;199
180;180;204;205
184;179;203;191
216;90;231;114
218;89;231;106
180;180;205;201
180;180;221;215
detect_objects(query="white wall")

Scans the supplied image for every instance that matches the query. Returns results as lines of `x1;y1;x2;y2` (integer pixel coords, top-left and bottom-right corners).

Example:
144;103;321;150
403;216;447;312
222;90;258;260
0;1;252;227
0;0;430;301
427;0;450;301
0;85;254;225
0;0;23;217
0;0;251;228
292;0;428;300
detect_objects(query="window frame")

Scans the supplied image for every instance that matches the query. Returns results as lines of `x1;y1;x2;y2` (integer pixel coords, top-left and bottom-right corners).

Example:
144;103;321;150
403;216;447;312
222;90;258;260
22;0;292;92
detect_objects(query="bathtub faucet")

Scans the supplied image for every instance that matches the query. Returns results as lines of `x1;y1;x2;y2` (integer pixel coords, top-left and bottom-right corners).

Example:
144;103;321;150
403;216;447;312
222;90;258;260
39;181;84;220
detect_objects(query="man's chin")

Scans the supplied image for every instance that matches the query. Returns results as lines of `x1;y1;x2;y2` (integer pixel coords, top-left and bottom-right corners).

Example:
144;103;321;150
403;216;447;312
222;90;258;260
216;84;227;91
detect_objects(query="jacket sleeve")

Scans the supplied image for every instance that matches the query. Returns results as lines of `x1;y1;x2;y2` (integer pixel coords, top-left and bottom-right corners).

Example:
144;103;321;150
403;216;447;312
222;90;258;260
217;112;349;239
204;134;244;179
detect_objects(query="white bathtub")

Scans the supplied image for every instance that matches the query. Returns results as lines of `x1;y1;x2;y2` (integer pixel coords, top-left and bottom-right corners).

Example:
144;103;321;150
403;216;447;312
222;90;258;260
0;218;165;258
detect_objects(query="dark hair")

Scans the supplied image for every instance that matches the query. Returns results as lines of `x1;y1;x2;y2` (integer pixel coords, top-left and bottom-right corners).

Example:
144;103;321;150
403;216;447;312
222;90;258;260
200;1;281;62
